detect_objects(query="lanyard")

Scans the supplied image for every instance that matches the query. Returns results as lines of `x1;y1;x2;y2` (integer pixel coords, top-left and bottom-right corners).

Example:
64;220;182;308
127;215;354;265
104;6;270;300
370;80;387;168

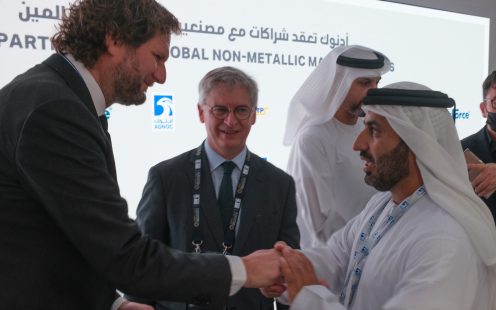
340;186;427;307
191;144;251;255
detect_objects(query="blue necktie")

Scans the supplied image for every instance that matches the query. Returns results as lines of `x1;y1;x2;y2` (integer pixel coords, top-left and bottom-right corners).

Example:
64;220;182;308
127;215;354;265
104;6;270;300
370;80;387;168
218;161;235;228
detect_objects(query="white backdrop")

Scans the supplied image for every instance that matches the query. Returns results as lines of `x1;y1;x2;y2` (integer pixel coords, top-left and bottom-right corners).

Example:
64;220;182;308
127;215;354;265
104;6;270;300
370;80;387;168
0;0;490;217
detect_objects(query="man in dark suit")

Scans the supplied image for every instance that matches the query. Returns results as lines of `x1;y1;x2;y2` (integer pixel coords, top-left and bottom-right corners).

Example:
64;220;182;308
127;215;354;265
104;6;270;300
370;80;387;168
126;66;300;310
0;1;282;309
461;70;496;221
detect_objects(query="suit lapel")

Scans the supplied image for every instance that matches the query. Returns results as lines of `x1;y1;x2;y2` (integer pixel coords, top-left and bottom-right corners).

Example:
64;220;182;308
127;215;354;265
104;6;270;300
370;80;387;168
43;54;117;180
43;54;97;117
476;127;493;163
233;154;265;254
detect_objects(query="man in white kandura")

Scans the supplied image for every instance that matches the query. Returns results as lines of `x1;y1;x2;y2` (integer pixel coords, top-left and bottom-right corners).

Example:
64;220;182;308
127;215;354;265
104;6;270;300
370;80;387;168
272;82;496;309
283;45;390;248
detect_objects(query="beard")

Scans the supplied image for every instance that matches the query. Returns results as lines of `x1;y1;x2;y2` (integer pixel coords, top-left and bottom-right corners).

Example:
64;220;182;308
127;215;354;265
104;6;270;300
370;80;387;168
112;51;146;106
349;104;365;117
360;140;410;191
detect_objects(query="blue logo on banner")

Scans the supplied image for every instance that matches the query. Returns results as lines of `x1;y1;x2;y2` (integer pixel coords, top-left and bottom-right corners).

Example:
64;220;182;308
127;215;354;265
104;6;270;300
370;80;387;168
153;95;175;131
451;108;470;120
104;108;111;119
256;106;269;116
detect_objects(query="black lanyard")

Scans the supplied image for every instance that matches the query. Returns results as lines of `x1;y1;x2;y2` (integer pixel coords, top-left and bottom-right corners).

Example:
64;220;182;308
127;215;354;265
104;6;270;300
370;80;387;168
191;144;251;255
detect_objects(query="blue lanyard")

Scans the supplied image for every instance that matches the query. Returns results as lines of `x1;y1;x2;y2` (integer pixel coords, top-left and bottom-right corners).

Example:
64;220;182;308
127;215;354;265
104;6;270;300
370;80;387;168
340;186;427;307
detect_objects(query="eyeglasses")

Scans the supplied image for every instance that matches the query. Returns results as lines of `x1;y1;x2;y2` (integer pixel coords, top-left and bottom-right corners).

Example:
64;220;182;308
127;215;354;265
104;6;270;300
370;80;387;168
483;97;496;109
205;105;254;120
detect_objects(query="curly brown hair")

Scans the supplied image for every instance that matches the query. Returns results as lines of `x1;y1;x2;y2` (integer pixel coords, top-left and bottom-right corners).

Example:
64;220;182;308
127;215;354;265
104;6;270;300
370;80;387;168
52;0;181;68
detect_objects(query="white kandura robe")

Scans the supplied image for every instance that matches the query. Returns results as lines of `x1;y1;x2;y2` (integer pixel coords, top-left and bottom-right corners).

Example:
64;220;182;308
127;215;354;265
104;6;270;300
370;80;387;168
289;192;492;310
287;118;376;248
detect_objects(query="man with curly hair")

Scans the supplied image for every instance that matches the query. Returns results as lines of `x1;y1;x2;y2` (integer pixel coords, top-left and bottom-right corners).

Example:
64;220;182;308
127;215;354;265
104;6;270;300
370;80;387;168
0;0;281;309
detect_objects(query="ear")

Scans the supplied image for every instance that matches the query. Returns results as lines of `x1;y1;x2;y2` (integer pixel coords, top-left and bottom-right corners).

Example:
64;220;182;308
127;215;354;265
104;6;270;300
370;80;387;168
198;103;205;123
105;34;126;58
480;102;489;118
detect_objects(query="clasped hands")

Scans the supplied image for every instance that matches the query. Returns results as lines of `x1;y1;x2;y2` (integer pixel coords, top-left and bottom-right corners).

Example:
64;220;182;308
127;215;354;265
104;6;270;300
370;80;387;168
467;163;496;198
242;242;327;302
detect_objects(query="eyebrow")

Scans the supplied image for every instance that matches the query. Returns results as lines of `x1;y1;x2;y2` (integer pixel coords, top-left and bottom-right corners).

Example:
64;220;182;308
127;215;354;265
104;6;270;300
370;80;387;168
357;77;381;82
364;119;380;127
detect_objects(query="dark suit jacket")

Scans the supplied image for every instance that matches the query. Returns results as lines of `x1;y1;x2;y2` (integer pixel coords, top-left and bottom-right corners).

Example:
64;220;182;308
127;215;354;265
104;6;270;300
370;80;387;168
0;54;231;310
127;146;300;310
461;126;496;221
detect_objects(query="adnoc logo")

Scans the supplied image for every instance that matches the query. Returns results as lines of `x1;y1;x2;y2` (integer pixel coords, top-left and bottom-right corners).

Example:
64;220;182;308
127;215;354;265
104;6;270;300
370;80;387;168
153;94;175;131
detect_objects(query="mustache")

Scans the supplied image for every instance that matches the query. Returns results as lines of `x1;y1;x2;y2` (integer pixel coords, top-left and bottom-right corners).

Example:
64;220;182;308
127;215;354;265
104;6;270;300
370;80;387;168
349;103;365;117
360;151;374;162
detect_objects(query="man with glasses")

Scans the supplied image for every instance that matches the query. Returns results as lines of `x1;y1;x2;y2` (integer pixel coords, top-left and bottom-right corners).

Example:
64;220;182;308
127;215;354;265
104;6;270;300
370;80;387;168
462;70;496;221
126;66;300;309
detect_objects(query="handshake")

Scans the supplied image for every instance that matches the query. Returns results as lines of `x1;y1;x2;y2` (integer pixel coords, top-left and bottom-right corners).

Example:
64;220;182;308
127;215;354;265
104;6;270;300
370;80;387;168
242;242;326;302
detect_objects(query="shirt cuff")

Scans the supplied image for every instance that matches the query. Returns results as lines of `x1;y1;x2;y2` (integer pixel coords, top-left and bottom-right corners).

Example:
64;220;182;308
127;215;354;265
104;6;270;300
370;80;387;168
111;296;127;310
225;255;246;295
292;285;341;309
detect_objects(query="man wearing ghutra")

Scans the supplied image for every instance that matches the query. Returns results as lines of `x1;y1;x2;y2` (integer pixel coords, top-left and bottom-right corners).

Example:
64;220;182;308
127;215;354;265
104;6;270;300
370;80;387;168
271;82;496;309
284;45;391;248
127;66;300;310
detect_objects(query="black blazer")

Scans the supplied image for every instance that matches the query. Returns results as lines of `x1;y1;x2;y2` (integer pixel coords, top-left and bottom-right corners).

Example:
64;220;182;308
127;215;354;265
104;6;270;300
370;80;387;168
127;146;300;310
461;126;496;221
0;54;231;309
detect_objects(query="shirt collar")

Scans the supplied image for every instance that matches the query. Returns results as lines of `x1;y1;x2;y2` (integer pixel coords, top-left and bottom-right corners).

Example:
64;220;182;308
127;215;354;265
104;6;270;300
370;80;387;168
62;54;107;116
203;140;247;171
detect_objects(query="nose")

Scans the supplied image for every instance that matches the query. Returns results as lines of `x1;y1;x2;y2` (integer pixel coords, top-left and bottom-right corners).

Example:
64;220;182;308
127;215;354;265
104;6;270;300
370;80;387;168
153;62;166;84
223;109;238;126
353;129;367;151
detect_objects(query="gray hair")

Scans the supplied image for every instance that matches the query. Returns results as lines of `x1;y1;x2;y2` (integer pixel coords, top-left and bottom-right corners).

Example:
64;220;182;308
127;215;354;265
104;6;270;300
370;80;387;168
198;66;258;107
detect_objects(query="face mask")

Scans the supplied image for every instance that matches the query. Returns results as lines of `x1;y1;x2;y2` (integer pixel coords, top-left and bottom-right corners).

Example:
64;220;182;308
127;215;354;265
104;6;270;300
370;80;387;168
486;112;496;131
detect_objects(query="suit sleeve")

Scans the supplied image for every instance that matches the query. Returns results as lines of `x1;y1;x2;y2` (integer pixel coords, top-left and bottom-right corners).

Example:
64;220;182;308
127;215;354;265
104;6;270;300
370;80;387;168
15;100;231;306
125;166;170;305
135;166;169;244
277;175;300;250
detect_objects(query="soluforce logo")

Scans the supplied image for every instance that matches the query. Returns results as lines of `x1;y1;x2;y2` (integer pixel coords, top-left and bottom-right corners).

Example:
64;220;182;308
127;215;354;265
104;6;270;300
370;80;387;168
451;108;470;120
153;95;175;131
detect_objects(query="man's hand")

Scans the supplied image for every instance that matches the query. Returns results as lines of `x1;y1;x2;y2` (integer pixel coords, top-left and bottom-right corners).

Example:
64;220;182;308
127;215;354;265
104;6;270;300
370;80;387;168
278;244;324;302
260;282;286;298
118;301;153;310
242;248;282;288
468;163;496;198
